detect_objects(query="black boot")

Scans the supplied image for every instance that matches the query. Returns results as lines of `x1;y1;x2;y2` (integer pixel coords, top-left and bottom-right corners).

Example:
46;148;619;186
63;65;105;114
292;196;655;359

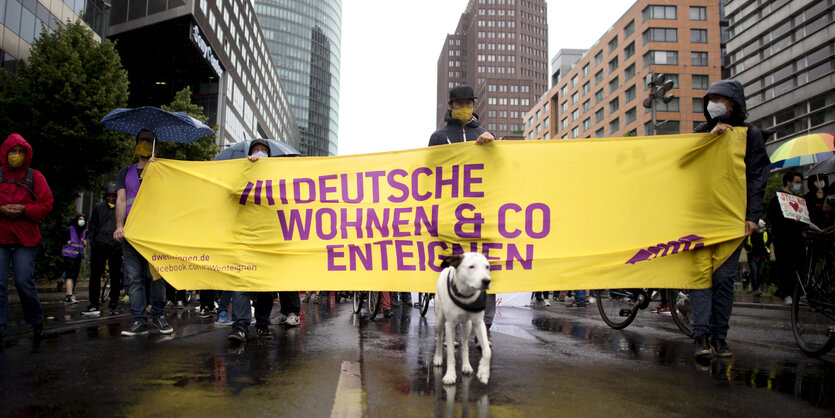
694;334;711;358
710;337;733;357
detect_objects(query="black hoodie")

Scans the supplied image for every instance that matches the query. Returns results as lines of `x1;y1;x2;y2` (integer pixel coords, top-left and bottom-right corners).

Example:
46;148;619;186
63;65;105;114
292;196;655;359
694;79;771;223
428;111;489;147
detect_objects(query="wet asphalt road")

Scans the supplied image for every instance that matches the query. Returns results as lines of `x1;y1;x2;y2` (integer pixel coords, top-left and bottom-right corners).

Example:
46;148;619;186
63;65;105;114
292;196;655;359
1;292;833;417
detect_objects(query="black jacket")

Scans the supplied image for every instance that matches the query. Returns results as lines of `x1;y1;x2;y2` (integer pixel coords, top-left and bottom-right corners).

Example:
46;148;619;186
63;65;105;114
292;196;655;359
694;80;771;223
428;111;489;147
89;201;118;247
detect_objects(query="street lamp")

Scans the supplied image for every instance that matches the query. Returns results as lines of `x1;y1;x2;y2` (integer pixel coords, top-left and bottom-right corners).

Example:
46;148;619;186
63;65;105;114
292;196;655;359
642;72;675;135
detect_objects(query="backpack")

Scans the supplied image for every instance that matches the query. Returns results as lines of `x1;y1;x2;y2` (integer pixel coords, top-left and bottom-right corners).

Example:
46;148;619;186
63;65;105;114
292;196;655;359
0;166;36;200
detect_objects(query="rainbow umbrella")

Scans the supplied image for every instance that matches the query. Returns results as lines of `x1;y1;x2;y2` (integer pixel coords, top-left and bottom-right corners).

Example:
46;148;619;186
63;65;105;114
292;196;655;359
769;133;835;168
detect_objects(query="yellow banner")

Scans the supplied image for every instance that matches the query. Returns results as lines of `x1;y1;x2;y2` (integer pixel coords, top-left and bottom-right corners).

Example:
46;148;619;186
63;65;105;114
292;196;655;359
125;130;747;292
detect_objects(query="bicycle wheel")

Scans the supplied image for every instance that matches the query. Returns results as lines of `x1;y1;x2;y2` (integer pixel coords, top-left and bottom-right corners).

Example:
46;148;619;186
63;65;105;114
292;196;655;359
352;291;363;314
367;291;382;320
791;273;835;357
669;289;693;337
419;292;432;317
596;289;641;330
100;275;111;305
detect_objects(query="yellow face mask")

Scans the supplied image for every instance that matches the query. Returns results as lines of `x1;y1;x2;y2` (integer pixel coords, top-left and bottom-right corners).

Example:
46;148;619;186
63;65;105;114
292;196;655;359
7;153;25;168
135;141;154;157
451;108;473;124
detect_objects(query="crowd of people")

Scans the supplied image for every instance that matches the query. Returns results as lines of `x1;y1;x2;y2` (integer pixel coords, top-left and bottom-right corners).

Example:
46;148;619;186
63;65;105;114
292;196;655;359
0;81;827;359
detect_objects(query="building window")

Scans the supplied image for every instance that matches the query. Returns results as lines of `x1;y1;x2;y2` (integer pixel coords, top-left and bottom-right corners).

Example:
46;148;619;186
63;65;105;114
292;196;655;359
625;107;637;124
595;127;605;137
582;63;590;77
691;29;707;43
608;36;618;53
572;109;579;121
543;117;549;129
690;6;706;21
561;101;568;112
624;19;635;38
609;97;620;113
608;57;619;73
643;50;678;67
693;98;704;113
595;108;605;123
561;118;568;129
642;5;676;22
624;42;635;60
582;99;591;113
571;75;578;87
595;70;604;85
609;76;619;94
624;64;636;81
572;92;579;104
572;126;580;138
595;89;604;104
609;117;620;134
561;85;568;96
536;109;541;120
692;74;709;89
544;102;549;113
691;52;708;66
582;81;590;95
583;118;591;131
642;28;677;44
594;51;603;66
656;97;680;112
625;85;636;102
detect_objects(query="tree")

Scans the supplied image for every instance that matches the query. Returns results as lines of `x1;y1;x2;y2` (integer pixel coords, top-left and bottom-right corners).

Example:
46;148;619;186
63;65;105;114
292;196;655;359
156;86;220;161
0;20;130;278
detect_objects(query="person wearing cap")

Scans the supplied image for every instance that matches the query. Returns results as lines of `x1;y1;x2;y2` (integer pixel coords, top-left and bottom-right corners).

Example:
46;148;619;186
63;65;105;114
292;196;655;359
743;219;771;298
0;133;53;345
429;85;495;146
85;184;123;316
114;130;173;336
690;79;770;359
428;85;496;345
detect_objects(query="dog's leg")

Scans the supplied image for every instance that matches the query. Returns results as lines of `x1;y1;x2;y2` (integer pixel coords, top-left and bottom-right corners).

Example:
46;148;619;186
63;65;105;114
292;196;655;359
433;311;444;367
461;320;473;375
442;320;457;385
474;321;492;384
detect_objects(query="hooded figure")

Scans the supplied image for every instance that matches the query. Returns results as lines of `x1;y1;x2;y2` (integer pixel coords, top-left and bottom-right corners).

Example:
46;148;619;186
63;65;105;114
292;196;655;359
690;80;771;359
248;139;272;158
0;133;53;340
429;85;495;146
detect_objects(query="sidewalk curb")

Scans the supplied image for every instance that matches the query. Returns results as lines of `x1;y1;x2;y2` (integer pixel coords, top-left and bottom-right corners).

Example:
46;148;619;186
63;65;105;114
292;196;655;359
733;301;790;311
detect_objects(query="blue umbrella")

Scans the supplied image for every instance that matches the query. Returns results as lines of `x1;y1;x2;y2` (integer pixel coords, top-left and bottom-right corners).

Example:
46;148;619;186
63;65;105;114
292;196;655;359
100;106;214;144
213;139;301;160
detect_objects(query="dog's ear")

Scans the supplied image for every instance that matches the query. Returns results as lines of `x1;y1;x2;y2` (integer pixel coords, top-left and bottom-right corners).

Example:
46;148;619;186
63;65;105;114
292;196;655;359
441;254;463;269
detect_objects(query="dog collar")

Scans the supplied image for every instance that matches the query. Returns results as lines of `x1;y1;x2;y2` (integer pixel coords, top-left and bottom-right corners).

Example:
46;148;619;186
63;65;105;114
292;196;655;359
447;270;487;312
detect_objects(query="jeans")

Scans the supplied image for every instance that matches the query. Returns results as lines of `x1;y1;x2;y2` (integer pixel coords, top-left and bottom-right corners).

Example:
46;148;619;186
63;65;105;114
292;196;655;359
89;243;122;309
231;292;274;331
574;290;587;304
0;246;43;334
691;245;741;340
217;291;232;314
122;241;165;323
484;293;496;329
278;291;300;315
747;256;766;293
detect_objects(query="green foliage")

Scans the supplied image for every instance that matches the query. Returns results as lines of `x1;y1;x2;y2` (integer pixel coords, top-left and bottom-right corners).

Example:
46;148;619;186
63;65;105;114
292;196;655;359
156;86;220;161
0;20;129;278
762;172;784;222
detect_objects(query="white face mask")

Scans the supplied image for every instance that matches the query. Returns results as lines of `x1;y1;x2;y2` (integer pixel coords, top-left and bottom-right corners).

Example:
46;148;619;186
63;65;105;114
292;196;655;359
791;183;802;193
706;101;728;119
815;181;826;189
77;220;86;227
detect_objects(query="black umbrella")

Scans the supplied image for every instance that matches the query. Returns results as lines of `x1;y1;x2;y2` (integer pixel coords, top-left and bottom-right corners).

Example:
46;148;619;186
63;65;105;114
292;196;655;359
806;156;835;176
213;139;301;160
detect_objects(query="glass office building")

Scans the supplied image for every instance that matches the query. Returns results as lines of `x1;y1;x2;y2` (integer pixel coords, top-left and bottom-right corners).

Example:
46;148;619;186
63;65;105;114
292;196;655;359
254;0;341;156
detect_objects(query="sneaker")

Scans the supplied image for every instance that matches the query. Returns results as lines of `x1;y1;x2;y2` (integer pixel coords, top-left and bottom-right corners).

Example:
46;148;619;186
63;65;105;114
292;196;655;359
152;316;174;335
199;307;214;318
32;323;44;340
165;300;174;307
270;313;288;325
284;313;300;327
694;335;711;358
64;295;78;304
383;309;392;318
121;321;149;336
228;328;247;342
588;296;596;304
566;302;587;308
215;311;233;326
302;293;312;303
256;327;273;339
710;337;733;357
81;306;100;317
544;300;551;306
783;296;793;306
109;305;119;315
176;300;185;309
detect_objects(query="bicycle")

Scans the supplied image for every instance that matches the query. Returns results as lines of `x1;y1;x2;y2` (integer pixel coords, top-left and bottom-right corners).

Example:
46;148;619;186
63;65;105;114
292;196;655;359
596;288;692;336
352;291;382;320
791;229;835;357
416;292;433;317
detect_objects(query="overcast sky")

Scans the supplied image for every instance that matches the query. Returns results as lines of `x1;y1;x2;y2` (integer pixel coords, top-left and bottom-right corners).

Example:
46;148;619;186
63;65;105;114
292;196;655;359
336;0;632;156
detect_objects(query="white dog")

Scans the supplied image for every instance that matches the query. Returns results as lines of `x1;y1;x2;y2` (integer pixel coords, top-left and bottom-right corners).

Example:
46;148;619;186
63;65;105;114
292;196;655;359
432;253;492;385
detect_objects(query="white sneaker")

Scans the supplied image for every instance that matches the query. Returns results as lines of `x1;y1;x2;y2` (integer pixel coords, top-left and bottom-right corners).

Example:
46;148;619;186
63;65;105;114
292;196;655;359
783;296;793;306
176;300;185;308
284;313;300;326
544;300;551;306
270;313;288;325
588;296;596;304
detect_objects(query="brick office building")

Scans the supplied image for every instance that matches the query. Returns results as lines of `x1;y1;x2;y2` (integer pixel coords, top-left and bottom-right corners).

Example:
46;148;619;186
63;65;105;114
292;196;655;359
436;0;548;138
524;0;723;140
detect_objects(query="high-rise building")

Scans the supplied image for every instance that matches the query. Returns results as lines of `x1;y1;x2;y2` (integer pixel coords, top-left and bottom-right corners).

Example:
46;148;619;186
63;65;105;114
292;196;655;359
0;0;109;74
107;0;297;148
254;0;342;156
436;0;548;138
524;0;723;140
724;0;834;151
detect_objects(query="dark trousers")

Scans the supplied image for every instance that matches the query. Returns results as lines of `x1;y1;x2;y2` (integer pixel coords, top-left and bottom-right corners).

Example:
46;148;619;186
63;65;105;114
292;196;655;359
89;243;122;309
199;290;215;310
747;256;767;293
232;292;274;332
774;240;805;298
278;291;300;315
164;280;187;303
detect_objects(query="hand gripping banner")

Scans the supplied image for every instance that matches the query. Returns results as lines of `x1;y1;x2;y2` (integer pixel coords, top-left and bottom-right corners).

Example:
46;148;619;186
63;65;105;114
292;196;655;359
125;129;748;292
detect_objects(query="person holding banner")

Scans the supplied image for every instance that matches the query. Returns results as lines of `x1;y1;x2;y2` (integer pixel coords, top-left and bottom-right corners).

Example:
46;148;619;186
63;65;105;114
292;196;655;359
114;130;173;336
765;171;807;306
428;85;496;344
691;80;771;359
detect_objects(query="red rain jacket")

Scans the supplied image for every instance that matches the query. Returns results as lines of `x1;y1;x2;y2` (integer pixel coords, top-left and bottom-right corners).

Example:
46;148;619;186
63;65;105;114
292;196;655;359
0;133;53;246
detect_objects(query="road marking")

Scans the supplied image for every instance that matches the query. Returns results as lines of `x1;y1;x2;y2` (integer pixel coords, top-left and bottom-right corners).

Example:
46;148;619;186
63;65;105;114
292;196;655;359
330;361;365;418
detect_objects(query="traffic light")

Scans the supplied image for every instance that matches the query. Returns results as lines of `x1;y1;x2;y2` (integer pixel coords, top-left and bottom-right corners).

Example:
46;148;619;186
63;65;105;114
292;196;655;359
643;72;677;135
